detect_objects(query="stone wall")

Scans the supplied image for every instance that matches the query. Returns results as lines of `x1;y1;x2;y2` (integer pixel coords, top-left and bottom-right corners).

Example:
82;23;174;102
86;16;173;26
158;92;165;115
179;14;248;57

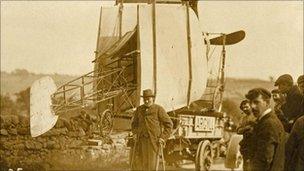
0;115;130;171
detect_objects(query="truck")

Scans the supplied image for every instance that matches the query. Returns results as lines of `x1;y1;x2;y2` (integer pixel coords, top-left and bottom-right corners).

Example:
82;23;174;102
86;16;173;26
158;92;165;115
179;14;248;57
30;0;245;170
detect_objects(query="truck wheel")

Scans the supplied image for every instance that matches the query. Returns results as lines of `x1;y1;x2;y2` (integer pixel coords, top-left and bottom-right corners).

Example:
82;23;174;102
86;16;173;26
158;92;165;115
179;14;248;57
224;134;243;169
195;140;213;171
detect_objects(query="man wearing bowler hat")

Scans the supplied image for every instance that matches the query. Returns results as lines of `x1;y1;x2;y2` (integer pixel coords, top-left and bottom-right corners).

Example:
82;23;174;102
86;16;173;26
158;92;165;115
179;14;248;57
131;89;173;170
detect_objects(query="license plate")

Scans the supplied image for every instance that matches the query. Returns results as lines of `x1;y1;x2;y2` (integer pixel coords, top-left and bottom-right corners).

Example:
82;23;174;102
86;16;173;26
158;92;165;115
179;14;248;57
194;116;215;132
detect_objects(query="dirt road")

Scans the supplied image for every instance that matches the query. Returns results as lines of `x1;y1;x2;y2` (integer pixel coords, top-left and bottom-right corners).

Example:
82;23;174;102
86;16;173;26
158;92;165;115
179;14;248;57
165;158;242;171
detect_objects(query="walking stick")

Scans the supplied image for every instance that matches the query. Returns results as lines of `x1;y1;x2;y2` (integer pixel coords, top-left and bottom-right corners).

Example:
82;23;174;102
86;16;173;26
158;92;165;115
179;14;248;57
156;150;160;171
156;142;166;171
130;135;138;170
160;143;166;171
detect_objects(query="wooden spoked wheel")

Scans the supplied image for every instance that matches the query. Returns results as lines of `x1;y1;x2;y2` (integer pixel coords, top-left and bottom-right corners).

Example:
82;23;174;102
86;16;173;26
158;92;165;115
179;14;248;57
100;109;113;135
195;140;213;171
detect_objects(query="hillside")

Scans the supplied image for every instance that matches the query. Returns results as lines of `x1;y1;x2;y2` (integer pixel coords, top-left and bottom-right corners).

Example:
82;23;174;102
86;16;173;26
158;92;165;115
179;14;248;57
1;70;274;100
1;70;275;128
1;71;78;95
224;77;275;101
222;78;275;124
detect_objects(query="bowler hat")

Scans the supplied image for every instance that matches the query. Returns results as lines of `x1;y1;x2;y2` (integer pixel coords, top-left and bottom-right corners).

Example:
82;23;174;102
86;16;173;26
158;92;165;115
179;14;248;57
297;75;304;84
141;89;155;98
275;74;293;86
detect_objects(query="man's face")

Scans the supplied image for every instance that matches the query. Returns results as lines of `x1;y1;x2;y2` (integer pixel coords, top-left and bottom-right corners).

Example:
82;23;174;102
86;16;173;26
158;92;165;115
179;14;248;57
241;103;252;115
277;83;290;93
143;97;154;107
272;92;280;102
298;82;304;95
249;95;269;118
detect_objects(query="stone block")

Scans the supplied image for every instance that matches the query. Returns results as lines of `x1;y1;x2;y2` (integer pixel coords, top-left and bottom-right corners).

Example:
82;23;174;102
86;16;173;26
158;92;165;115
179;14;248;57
8;128;18;135
14;143;25;150
2;141;12;150
78;128;86;137
101;144;112;150
17;127;30;135
68;131;78;137
0;129;8;136
69;140;83;148
25;141;43;150
18;115;30;127
0;115;19;128
88;139;103;146
46;140;56;149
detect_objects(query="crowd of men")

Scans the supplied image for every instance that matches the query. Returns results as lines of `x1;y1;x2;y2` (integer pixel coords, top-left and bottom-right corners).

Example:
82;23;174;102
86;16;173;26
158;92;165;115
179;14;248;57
237;74;304;171
128;74;303;171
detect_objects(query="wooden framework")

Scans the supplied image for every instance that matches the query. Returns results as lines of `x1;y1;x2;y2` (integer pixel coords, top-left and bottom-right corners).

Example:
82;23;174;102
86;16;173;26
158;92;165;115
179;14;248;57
51;67;137;114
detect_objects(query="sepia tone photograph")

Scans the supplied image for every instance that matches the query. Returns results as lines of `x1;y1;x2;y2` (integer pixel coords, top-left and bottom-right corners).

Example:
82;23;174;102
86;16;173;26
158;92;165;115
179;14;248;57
1;0;303;170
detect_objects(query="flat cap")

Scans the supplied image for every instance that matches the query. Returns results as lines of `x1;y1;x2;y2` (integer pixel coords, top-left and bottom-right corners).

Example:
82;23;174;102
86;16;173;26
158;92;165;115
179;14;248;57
275;74;293;86
297;75;304;84
245;88;271;100
271;89;280;94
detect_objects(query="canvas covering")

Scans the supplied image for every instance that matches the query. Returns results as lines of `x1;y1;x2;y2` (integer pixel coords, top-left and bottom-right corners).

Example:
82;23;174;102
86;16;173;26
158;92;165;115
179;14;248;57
96;3;207;111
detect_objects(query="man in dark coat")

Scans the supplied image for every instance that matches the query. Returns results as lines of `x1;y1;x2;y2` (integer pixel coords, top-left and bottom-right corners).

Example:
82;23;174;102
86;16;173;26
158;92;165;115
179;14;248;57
297;75;304;95
245;88;285;171
237;100;256;171
271;89;289;131
285;115;304;171
275;74;304;132
131;89;173;170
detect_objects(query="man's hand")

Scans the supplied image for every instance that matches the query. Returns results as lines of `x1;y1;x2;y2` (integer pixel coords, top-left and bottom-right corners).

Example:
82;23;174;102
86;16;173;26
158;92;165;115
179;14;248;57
133;134;138;142
159;138;166;147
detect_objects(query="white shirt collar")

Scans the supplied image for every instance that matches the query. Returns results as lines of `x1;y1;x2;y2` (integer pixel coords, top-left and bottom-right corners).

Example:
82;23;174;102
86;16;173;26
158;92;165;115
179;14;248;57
258;108;272;120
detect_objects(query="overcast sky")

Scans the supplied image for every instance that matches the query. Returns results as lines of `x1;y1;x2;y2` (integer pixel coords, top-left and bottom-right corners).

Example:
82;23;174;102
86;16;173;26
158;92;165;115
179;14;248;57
1;1;303;80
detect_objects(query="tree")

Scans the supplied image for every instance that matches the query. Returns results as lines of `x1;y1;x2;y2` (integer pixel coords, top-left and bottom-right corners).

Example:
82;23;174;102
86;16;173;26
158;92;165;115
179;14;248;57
15;87;30;115
12;69;30;76
222;98;242;125
0;94;17;115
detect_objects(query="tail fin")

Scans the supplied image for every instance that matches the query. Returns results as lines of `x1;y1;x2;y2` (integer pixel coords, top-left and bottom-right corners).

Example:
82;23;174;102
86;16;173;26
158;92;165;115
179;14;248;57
30;76;58;137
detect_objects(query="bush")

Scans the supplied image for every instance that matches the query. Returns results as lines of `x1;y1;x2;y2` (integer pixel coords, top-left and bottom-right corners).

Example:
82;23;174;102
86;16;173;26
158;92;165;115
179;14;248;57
0;94;17;115
15;88;30;115
11;69;30;76
221;98;242;125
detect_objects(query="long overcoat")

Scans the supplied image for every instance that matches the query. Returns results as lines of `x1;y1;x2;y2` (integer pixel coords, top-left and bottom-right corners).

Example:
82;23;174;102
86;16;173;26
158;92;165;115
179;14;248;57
131;104;173;152
250;111;285;171
285;115;304;171
282;86;303;121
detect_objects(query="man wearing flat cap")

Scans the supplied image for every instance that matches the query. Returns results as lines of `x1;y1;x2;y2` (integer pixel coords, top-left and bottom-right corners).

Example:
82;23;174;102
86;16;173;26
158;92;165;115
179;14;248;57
131;89;173;170
245;88;285;171
297;75;304;95
271;89;289;131
284;75;304;171
285;115;304;171
274;74;304;132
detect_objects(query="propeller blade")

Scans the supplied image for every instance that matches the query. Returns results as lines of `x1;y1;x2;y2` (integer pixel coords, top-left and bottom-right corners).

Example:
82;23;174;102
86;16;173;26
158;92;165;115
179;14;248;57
206;30;246;45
